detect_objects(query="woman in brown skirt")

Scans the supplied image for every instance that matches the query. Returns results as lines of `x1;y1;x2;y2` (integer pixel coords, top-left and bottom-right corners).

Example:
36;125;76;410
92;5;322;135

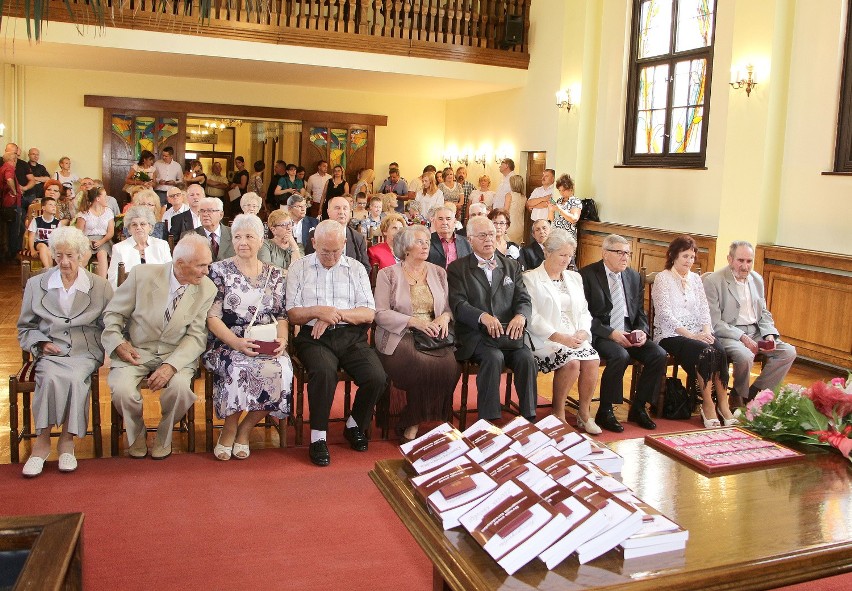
374;225;461;443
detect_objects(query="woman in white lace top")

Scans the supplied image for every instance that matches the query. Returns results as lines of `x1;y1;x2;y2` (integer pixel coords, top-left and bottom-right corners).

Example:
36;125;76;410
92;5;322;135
651;235;734;428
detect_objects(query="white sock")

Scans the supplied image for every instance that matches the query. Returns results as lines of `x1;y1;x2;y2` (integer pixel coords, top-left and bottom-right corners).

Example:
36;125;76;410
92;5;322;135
311;430;327;444
346;416;358;429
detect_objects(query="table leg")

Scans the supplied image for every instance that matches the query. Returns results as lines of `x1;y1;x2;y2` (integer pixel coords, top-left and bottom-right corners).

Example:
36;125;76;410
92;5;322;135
432;565;452;591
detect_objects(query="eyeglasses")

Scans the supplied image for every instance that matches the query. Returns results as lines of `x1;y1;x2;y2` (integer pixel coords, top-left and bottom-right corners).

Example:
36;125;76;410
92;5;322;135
199;209;222;214
273;223;292;229
472;232;496;240
606;249;632;258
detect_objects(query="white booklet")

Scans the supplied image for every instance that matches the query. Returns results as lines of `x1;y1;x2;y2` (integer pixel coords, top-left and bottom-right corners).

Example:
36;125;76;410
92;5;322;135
400;422;482;474
502;416;552;458
410;456;498;530
480;449;548;489
526;445;591;489
578;437;624;474
535;415;592;459
462;419;518;463
460;479;569;576
571;479;644;564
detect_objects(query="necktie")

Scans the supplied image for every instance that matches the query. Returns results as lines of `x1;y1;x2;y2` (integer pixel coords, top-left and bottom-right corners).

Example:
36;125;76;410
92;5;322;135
478;259;497;271
608;272;627;333
210;233;219;259
165;285;186;326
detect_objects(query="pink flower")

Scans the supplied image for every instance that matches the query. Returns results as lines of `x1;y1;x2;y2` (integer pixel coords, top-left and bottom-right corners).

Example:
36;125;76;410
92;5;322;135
805;380;852;418
754;389;775;405
831;377;845;387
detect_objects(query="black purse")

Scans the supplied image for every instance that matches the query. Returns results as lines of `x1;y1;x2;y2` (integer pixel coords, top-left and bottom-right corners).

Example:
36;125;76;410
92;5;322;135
480;323;526;351
663;377;694;420
411;325;455;352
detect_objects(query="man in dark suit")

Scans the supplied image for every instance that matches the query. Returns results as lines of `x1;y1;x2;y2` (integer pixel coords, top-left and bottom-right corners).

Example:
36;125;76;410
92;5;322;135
579;234;665;431
428;205;472;268
519;219;550;271
324;195;370;273
170;183;205;242
448;216;538;422
195;197;235;261
288;195;318;256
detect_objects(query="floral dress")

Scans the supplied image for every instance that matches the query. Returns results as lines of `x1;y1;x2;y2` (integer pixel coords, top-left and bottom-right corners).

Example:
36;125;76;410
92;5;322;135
553;195;583;240
203;260;293;419
534;277;599;373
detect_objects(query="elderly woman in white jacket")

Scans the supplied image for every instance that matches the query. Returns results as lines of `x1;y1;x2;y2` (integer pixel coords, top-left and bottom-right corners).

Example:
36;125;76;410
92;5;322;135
107;205;172;288
524;228;601;433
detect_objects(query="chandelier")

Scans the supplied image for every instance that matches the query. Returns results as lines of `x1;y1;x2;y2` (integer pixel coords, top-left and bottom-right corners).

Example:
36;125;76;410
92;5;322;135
188;118;244;137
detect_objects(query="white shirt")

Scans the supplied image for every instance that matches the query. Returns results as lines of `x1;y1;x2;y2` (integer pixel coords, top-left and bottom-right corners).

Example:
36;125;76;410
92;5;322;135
48;270;92;316
286;253;375;326
474;253;497;285
306;172;331;204
204;225;222;243
292;218;304;244
528;184;553;221
415;189;445;219
494;173;512;209
734;277;758;325
153;160;184;192
162;203;189;231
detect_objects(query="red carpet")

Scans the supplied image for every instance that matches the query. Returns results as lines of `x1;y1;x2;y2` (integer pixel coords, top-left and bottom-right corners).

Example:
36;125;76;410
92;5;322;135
1;440;432;591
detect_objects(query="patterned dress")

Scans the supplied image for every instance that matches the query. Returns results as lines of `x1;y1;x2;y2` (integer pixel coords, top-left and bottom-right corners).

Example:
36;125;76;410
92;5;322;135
552;195;583;240
203;260;293;419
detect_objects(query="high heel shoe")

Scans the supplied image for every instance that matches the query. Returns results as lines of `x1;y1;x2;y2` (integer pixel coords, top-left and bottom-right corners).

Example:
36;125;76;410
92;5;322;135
699;406;721;429
577;415;602;435
716;406;739;427
214;436;233;461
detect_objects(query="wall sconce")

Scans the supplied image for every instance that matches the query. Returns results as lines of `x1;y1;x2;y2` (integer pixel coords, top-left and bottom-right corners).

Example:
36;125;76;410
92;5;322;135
730;65;758;96
457;152;469;167
0;123;5;137
441;152;454;167
494;152;508;164
474;152;487;167
555;89;573;112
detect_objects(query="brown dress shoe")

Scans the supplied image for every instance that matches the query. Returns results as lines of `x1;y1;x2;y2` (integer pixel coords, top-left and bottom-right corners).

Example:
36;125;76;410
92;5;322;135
129;432;148;459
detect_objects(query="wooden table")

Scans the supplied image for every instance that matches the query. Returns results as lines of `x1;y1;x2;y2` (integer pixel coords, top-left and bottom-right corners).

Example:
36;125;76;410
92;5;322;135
370;439;852;590
0;513;83;591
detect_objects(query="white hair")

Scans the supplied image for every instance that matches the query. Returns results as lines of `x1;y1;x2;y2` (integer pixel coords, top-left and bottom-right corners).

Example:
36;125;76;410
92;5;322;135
602;233;629;252
173;233;210;263
48;226;91;261
466;214;494;237
314;219;345;242
231;213;264;238
200;197;224;211
240;192;262;208
124;205;156;231
543;228;577;254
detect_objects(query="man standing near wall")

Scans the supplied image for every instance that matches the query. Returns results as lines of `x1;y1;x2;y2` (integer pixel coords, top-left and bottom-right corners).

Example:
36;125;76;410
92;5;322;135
527;168;555;225
24;148;51;209
205;162;228;203
306;160;331;218
153;147;183;206
494;158;514;211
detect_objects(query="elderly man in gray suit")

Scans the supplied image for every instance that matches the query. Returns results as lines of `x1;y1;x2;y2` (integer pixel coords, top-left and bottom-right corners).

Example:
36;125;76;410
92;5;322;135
703;241;796;406
195;197;235;261
448;215;537;422
102;234;216;459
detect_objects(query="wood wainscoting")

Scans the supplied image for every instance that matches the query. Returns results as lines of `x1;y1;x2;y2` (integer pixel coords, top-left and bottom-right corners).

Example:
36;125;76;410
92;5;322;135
755;245;852;370
577;221;717;274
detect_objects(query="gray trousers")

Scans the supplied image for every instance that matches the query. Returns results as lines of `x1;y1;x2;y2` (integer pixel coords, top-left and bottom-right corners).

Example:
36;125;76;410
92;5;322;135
109;359;197;448
718;325;796;397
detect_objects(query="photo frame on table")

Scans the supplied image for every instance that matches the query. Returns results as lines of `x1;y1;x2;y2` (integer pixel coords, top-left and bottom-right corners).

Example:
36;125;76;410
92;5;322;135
644;427;804;475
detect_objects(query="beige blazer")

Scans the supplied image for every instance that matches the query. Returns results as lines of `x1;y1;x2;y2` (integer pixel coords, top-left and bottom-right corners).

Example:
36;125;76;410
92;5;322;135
374;262;452;355
702;266;779;340
524;265;593;356
101;262;216;372
18;268;113;361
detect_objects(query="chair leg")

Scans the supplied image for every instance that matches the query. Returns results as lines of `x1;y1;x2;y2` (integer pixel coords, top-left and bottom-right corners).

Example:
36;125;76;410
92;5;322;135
205;370;215;453
22;391;32;440
458;363;471;431
111;404;122;457
186;402;196;453
90;372;103;458
9;377;20;463
294;370;305;446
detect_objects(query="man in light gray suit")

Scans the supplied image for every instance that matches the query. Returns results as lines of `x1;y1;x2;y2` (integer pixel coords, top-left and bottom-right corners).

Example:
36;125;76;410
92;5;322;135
703;241;796;406
195;197;235;261
102;234;216;459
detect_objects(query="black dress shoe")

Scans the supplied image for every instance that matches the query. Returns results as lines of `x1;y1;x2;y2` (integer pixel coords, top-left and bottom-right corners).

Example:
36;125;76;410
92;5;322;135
309;440;330;467
627;406;657;430
344;427;369;452
594;408;624;433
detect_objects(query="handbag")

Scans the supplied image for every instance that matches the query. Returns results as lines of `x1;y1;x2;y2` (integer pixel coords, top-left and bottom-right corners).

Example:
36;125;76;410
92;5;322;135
662;377;694;420
244;267;278;352
227;187;242;202
411;324;455;352
580;198;600;222
480;323;526;351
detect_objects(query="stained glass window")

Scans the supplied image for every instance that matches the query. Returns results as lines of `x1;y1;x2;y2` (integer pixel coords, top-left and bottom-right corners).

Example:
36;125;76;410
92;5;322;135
624;0;717;167
330;129;347;171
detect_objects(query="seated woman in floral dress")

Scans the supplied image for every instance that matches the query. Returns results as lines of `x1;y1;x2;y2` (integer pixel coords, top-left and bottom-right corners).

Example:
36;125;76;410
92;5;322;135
203;213;293;460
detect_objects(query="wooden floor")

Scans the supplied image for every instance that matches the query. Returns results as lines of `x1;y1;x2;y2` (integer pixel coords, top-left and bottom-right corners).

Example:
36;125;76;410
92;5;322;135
0;260;839;464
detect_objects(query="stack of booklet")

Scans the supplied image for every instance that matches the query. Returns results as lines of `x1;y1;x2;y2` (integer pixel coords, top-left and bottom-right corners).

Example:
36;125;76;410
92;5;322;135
399;418;688;575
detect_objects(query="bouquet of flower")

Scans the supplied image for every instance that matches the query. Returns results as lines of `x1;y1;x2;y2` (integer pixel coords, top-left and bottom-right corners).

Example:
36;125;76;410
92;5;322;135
133;170;151;182
736;376;852;462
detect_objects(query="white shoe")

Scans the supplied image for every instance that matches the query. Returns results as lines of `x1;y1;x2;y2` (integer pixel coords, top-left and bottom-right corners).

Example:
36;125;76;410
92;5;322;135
22;455;47;478
58;452;78;473
577;416;603;435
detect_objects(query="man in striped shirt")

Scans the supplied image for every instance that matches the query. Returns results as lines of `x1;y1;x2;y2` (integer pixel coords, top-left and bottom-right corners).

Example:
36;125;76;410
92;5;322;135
286;220;387;467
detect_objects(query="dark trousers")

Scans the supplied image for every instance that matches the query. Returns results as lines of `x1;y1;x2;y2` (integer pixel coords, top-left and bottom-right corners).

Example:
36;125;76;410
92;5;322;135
295;324;387;431
595;337;667;406
470;341;538;421
0;205;22;260
154;189;169;207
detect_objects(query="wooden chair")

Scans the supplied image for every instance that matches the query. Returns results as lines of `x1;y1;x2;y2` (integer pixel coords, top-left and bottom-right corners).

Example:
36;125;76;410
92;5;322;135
9;260;103;462
453;361;516;431
288;322;365;446
109;262;196;455
203;368;289;452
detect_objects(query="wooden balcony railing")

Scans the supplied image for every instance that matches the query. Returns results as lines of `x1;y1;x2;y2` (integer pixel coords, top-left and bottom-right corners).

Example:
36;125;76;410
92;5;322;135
7;0;531;68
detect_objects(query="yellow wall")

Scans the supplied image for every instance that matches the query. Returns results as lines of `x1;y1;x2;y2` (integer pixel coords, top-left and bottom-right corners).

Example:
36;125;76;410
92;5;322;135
8;65;446;187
